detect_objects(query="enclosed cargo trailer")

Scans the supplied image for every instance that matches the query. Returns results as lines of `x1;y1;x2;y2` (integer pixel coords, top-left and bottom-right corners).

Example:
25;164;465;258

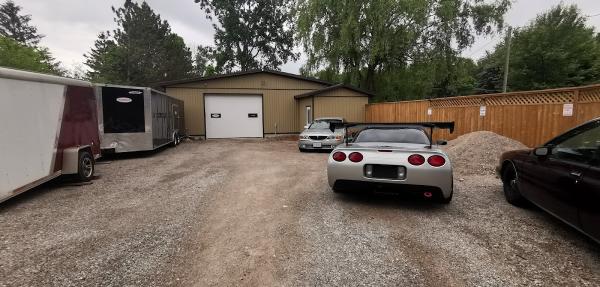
0;68;101;203
95;84;185;153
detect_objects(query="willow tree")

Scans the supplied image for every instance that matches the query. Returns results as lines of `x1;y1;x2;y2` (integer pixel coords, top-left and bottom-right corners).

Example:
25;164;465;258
296;0;511;100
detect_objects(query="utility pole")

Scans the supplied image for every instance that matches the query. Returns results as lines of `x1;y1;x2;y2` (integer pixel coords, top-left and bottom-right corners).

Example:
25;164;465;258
502;26;513;93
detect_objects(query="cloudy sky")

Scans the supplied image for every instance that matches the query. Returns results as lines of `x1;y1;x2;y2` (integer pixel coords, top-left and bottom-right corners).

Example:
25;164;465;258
13;0;600;74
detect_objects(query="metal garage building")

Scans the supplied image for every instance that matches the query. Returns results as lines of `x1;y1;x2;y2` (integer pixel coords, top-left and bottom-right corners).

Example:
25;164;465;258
159;70;373;139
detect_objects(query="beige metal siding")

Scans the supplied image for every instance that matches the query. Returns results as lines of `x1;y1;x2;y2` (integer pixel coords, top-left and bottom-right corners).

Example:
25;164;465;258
321;88;369;97
297;96;313;130
166;88;204;135
313;88;369;122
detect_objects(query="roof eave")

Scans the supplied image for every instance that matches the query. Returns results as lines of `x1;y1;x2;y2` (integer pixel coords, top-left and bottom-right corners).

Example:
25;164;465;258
294;84;375;99
156;69;334;87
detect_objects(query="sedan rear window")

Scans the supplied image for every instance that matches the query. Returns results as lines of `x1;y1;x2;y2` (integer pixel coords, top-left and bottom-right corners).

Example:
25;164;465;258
354;128;430;144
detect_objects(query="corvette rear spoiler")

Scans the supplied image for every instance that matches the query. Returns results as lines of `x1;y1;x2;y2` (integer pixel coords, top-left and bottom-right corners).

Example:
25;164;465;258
330;122;455;133
331;122;455;148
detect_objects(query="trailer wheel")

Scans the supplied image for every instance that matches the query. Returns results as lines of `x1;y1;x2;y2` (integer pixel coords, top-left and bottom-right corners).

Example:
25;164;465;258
77;151;94;181
172;133;178;147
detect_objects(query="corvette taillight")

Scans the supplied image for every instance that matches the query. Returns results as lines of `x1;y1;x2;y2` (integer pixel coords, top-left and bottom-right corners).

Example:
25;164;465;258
408;154;425;166
427;155;446;167
348;152;363;163
332;152;346;162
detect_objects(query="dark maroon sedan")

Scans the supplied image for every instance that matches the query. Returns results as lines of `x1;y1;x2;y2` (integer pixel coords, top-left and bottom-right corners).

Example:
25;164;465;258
498;117;600;243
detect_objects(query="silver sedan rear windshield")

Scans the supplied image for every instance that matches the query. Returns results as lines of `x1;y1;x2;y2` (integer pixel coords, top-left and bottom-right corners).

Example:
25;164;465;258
354;128;430;144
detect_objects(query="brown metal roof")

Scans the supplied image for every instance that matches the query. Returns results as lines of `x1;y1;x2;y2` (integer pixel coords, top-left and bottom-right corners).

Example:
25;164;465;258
156;69;334;87
293;84;375;99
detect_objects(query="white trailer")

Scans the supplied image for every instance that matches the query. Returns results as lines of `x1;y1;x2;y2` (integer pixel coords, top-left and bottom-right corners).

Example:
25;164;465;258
0;68;101;203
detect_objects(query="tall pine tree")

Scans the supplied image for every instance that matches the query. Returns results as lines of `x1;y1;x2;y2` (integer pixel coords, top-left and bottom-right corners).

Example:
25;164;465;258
0;1;63;75
0;0;42;45
85;0;194;85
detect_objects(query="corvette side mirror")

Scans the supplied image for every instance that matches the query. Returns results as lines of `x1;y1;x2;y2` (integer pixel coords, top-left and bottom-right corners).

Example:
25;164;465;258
436;140;448;146
533;147;550;157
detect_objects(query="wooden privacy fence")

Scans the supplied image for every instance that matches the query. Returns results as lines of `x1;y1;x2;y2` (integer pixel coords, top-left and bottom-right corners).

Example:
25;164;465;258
366;84;600;147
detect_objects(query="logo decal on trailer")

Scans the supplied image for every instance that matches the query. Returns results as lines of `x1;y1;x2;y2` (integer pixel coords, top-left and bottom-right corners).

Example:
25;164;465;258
116;97;133;103
128;91;143;95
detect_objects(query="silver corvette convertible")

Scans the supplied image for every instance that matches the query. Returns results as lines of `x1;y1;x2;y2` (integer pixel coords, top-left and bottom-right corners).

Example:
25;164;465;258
327;122;455;203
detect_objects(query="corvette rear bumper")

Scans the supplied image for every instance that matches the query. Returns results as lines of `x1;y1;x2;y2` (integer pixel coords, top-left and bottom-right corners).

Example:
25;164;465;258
332;180;446;199
327;163;453;198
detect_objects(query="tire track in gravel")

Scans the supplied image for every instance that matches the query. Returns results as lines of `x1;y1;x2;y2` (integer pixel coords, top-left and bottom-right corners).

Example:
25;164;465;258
171;140;319;287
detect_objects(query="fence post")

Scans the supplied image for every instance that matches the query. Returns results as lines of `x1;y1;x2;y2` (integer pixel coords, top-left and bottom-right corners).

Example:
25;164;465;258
480;96;486;131
573;88;580;126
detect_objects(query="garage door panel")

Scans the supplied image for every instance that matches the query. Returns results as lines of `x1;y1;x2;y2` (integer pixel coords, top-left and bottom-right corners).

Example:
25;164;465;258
205;94;263;138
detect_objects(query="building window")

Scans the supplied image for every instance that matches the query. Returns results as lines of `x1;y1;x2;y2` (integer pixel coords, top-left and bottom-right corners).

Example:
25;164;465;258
305;106;312;125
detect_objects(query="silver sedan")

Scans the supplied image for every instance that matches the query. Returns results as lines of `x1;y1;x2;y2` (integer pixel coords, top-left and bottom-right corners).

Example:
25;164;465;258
298;118;345;151
327;125;454;203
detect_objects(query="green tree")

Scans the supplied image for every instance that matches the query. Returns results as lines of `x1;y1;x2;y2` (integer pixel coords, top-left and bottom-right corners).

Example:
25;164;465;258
296;0;510;101
195;0;298;72
0;0;64;75
85;32;120;83
0;36;56;73
193;45;216;76
0;0;42;45
85;0;194;85
476;4;600;92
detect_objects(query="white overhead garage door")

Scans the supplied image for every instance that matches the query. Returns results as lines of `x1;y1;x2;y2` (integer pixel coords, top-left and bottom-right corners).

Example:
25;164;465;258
205;94;263;139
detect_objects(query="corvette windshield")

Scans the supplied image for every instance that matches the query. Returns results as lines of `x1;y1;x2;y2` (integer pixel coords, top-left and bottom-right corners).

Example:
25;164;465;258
354;128;430;144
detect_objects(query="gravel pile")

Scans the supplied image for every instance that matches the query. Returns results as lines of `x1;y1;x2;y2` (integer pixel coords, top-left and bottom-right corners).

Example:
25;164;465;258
444;131;527;176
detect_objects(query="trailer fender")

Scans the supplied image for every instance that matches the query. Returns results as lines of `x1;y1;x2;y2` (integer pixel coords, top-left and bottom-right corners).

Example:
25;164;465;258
62;145;93;174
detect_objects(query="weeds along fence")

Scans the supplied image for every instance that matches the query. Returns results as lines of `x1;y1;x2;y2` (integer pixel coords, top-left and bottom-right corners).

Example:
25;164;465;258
365;84;600;147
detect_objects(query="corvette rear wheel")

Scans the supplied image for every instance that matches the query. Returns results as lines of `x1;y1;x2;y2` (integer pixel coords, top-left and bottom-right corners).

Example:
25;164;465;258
502;164;527;206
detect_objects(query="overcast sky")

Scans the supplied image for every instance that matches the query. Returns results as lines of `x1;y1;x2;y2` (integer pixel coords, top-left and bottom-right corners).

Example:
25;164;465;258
13;0;600;74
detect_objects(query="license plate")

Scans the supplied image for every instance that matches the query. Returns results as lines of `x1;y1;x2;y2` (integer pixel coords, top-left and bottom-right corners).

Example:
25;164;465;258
312;142;322;148
366;165;407;180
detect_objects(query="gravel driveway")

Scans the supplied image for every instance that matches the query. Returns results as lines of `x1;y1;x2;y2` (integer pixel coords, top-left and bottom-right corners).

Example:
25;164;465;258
1;139;599;286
